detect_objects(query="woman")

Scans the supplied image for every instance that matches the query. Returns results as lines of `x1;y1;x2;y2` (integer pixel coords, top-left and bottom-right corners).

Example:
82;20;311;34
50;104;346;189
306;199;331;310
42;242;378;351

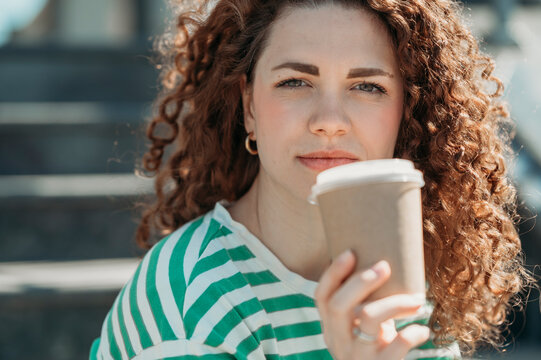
91;0;534;359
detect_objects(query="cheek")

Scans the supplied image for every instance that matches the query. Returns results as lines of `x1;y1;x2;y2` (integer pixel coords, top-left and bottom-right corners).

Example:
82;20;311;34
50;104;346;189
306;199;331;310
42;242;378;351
254;91;302;142
358;102;403;155
380;103;402;137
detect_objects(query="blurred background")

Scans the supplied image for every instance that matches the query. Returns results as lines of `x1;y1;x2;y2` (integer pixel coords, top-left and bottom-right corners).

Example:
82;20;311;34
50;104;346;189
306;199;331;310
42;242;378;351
0;0;539;359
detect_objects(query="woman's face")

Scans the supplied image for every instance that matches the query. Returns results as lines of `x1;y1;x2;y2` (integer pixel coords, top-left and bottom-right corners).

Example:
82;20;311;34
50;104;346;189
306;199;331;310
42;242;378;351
242;4;404;202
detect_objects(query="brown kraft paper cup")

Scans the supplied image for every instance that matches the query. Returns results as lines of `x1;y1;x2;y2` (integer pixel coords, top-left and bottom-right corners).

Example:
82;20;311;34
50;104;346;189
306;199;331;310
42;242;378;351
310;160;426;301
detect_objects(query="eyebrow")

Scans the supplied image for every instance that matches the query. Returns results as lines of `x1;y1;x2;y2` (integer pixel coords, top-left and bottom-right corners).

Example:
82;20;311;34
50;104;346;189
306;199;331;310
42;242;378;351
271;62;394;78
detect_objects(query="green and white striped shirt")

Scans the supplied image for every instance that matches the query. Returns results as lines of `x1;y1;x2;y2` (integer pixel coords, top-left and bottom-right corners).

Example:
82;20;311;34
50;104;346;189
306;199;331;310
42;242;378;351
90;201;460;359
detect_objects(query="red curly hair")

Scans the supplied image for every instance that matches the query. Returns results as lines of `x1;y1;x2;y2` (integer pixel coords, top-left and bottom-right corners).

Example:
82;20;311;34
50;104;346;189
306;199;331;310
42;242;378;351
136;0;535;353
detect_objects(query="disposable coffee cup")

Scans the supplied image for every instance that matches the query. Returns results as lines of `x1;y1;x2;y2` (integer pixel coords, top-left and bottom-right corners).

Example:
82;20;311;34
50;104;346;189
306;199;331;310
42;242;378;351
309;159;426;301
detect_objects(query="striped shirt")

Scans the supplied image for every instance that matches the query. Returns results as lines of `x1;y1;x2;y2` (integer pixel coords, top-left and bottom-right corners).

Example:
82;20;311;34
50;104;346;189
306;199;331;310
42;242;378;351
90;201;461;359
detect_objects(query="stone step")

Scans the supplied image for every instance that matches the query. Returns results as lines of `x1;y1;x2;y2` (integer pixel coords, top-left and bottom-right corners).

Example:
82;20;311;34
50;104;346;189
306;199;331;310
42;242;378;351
0;102;150;175
0;258;139;305
0;101;148;127
0;45;158;102
0;173;153;202
0;258;139;360
0;174;153;261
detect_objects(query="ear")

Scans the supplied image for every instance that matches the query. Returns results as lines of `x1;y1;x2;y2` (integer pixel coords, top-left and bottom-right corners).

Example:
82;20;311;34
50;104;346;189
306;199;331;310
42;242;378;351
240;74;256;136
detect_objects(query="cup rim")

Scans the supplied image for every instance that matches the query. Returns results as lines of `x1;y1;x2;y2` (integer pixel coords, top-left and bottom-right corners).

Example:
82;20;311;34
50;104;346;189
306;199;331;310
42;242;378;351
308;159;425;205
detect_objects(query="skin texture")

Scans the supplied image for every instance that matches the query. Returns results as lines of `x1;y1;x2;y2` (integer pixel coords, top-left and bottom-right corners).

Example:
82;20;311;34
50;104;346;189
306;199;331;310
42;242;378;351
231;5;429;358
231;4;404;282
243;4;404;203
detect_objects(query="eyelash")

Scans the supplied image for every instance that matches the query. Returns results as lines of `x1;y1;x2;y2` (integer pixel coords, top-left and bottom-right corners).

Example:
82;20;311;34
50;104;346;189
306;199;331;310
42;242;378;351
276;78;387;94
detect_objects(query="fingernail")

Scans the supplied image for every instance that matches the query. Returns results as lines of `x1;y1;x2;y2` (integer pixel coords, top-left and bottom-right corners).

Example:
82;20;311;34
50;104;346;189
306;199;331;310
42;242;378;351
371;260;389;276
336;249;352;264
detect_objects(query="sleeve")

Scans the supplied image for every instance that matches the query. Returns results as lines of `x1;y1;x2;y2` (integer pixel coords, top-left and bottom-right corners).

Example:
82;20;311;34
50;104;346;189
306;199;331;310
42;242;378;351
92;337;237;360
90;218;242;360
89;338;100;360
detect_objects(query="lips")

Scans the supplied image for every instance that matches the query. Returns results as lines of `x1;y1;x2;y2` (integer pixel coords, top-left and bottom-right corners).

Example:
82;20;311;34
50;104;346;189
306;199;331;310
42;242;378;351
298;150;359;172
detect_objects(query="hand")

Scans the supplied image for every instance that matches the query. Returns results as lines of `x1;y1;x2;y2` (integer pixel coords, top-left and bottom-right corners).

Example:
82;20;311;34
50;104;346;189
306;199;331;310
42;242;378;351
314;250;430;360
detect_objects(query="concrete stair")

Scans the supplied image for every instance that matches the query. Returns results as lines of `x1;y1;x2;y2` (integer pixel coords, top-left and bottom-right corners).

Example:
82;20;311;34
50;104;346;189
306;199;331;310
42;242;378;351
0;45;157;360
0;45;158;102
0;259;139;360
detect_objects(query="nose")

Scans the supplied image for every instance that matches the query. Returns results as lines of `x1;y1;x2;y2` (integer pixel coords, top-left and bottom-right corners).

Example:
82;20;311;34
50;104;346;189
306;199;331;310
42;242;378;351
308;97;351;137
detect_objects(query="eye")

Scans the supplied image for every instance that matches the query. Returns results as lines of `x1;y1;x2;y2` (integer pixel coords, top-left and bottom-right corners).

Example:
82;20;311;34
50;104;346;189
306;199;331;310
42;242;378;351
276;78;308;88
353;82;387;94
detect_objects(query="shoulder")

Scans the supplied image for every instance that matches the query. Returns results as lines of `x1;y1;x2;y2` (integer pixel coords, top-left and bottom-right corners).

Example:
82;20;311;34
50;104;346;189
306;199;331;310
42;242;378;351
94;205;245;359
131;208;231;302
148;209;232;284
132;205;240;326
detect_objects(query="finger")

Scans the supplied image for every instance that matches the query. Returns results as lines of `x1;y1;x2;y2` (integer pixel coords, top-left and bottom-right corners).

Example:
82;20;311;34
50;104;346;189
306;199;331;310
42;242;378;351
325;260;390;345
314;250;356;333
314;249;355;305
329;260;391;317
378;324;430;359
353;294;425;334
378;318;398;346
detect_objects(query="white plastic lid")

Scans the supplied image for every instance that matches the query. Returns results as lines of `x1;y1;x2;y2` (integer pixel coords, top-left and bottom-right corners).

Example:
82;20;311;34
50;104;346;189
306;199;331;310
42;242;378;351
308;159;424;205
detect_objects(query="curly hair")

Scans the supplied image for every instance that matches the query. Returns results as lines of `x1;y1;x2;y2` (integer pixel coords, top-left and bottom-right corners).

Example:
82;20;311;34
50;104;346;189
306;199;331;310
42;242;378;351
136;0;536;353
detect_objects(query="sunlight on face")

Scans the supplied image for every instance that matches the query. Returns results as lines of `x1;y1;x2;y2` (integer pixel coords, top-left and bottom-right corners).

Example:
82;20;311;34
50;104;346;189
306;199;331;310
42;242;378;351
243;4;404;201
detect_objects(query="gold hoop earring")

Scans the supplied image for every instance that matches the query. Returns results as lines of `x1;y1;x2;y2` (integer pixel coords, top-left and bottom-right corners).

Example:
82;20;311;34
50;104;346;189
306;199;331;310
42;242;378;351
245;133;258;155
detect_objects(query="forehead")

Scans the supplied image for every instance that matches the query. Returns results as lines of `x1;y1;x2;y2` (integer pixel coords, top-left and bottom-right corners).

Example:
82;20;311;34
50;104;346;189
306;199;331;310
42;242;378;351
257;5;397;72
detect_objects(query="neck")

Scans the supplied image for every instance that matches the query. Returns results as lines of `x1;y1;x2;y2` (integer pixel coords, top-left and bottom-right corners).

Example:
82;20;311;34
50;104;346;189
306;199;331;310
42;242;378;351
227;174;331;282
